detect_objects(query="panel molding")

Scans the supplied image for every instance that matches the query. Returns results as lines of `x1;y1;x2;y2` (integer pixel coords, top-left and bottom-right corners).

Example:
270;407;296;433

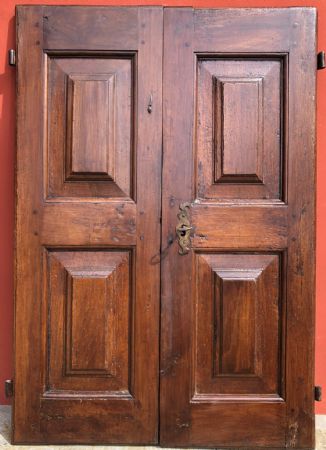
191;393;285;403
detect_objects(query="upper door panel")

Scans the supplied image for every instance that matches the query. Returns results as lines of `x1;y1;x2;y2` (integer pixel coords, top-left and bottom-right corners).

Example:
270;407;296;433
196;57;283;201
47;56;135;199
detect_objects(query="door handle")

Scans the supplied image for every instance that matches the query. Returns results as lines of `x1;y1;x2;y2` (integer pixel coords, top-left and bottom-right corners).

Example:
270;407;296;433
176;202;192;255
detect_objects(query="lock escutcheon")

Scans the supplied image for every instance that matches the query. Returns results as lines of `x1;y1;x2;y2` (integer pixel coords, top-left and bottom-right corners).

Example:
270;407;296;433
176;203;192;255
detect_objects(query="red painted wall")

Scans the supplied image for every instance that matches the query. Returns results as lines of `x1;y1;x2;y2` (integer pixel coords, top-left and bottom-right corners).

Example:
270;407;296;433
0;0;325;414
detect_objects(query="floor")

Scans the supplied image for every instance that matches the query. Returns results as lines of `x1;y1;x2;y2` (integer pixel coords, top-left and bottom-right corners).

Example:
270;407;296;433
1;406;326;449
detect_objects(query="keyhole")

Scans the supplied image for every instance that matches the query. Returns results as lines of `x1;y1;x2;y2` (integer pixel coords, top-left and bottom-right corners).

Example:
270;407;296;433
178;224;189;237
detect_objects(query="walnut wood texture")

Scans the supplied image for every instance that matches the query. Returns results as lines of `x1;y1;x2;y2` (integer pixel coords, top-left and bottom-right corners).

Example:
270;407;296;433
14;5;162;444
161;7;316;449
14;6;316;449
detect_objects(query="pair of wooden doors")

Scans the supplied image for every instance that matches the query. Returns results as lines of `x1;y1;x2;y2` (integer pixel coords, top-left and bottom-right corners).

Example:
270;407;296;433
14;5;316;448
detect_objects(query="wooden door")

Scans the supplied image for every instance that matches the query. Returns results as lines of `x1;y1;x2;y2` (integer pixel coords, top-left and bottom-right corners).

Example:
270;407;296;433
161;7;316;449
14;6;162;444
14;6;317;448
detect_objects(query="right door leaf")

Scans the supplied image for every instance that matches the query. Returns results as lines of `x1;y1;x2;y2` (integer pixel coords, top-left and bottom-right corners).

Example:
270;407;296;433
161;7;316;449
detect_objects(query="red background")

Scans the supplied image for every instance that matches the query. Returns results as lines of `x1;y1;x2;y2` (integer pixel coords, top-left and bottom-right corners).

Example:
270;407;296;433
0;0;325;414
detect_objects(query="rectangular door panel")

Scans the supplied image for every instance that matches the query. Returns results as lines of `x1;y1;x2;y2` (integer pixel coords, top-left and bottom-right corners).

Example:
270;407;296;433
14;6;162;444
45;249;132;394
47;56;135;199
196;57;284;200
161;7;316;449
194;252;284;399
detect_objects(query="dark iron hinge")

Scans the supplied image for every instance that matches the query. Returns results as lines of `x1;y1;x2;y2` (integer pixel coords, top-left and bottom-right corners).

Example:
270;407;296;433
317;51;325;70
8;49;16;67
4;379;14;398
315;385;322;401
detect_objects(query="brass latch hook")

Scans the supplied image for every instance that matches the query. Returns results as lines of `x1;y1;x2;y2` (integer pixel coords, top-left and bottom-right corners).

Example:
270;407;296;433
176;202;192;255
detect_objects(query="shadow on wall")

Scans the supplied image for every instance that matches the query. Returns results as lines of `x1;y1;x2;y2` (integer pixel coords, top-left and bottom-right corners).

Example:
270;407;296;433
0;15;15;405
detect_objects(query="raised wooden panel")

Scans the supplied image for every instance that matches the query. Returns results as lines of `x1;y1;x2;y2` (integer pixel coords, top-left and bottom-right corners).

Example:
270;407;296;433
67;272;110;374
196;57;284;200
214;270;258;376
215;77;263;182
46;56;135;200
45;249;133;396
193;253;284;399
66;74;115;180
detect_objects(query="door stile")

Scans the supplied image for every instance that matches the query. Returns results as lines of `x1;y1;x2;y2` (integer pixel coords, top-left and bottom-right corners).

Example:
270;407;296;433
285;9;316;446
160;8;195;445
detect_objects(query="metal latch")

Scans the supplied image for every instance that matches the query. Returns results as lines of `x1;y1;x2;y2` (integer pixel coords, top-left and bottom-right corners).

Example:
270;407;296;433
317;51;325;70
315;385;322;401
5;379;14;398
8;49;16;67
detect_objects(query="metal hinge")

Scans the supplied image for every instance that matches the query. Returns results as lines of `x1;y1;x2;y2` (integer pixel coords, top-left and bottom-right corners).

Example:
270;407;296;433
8;49;16;67
315;385;322;401
4;379;14;398
317;51;325;70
